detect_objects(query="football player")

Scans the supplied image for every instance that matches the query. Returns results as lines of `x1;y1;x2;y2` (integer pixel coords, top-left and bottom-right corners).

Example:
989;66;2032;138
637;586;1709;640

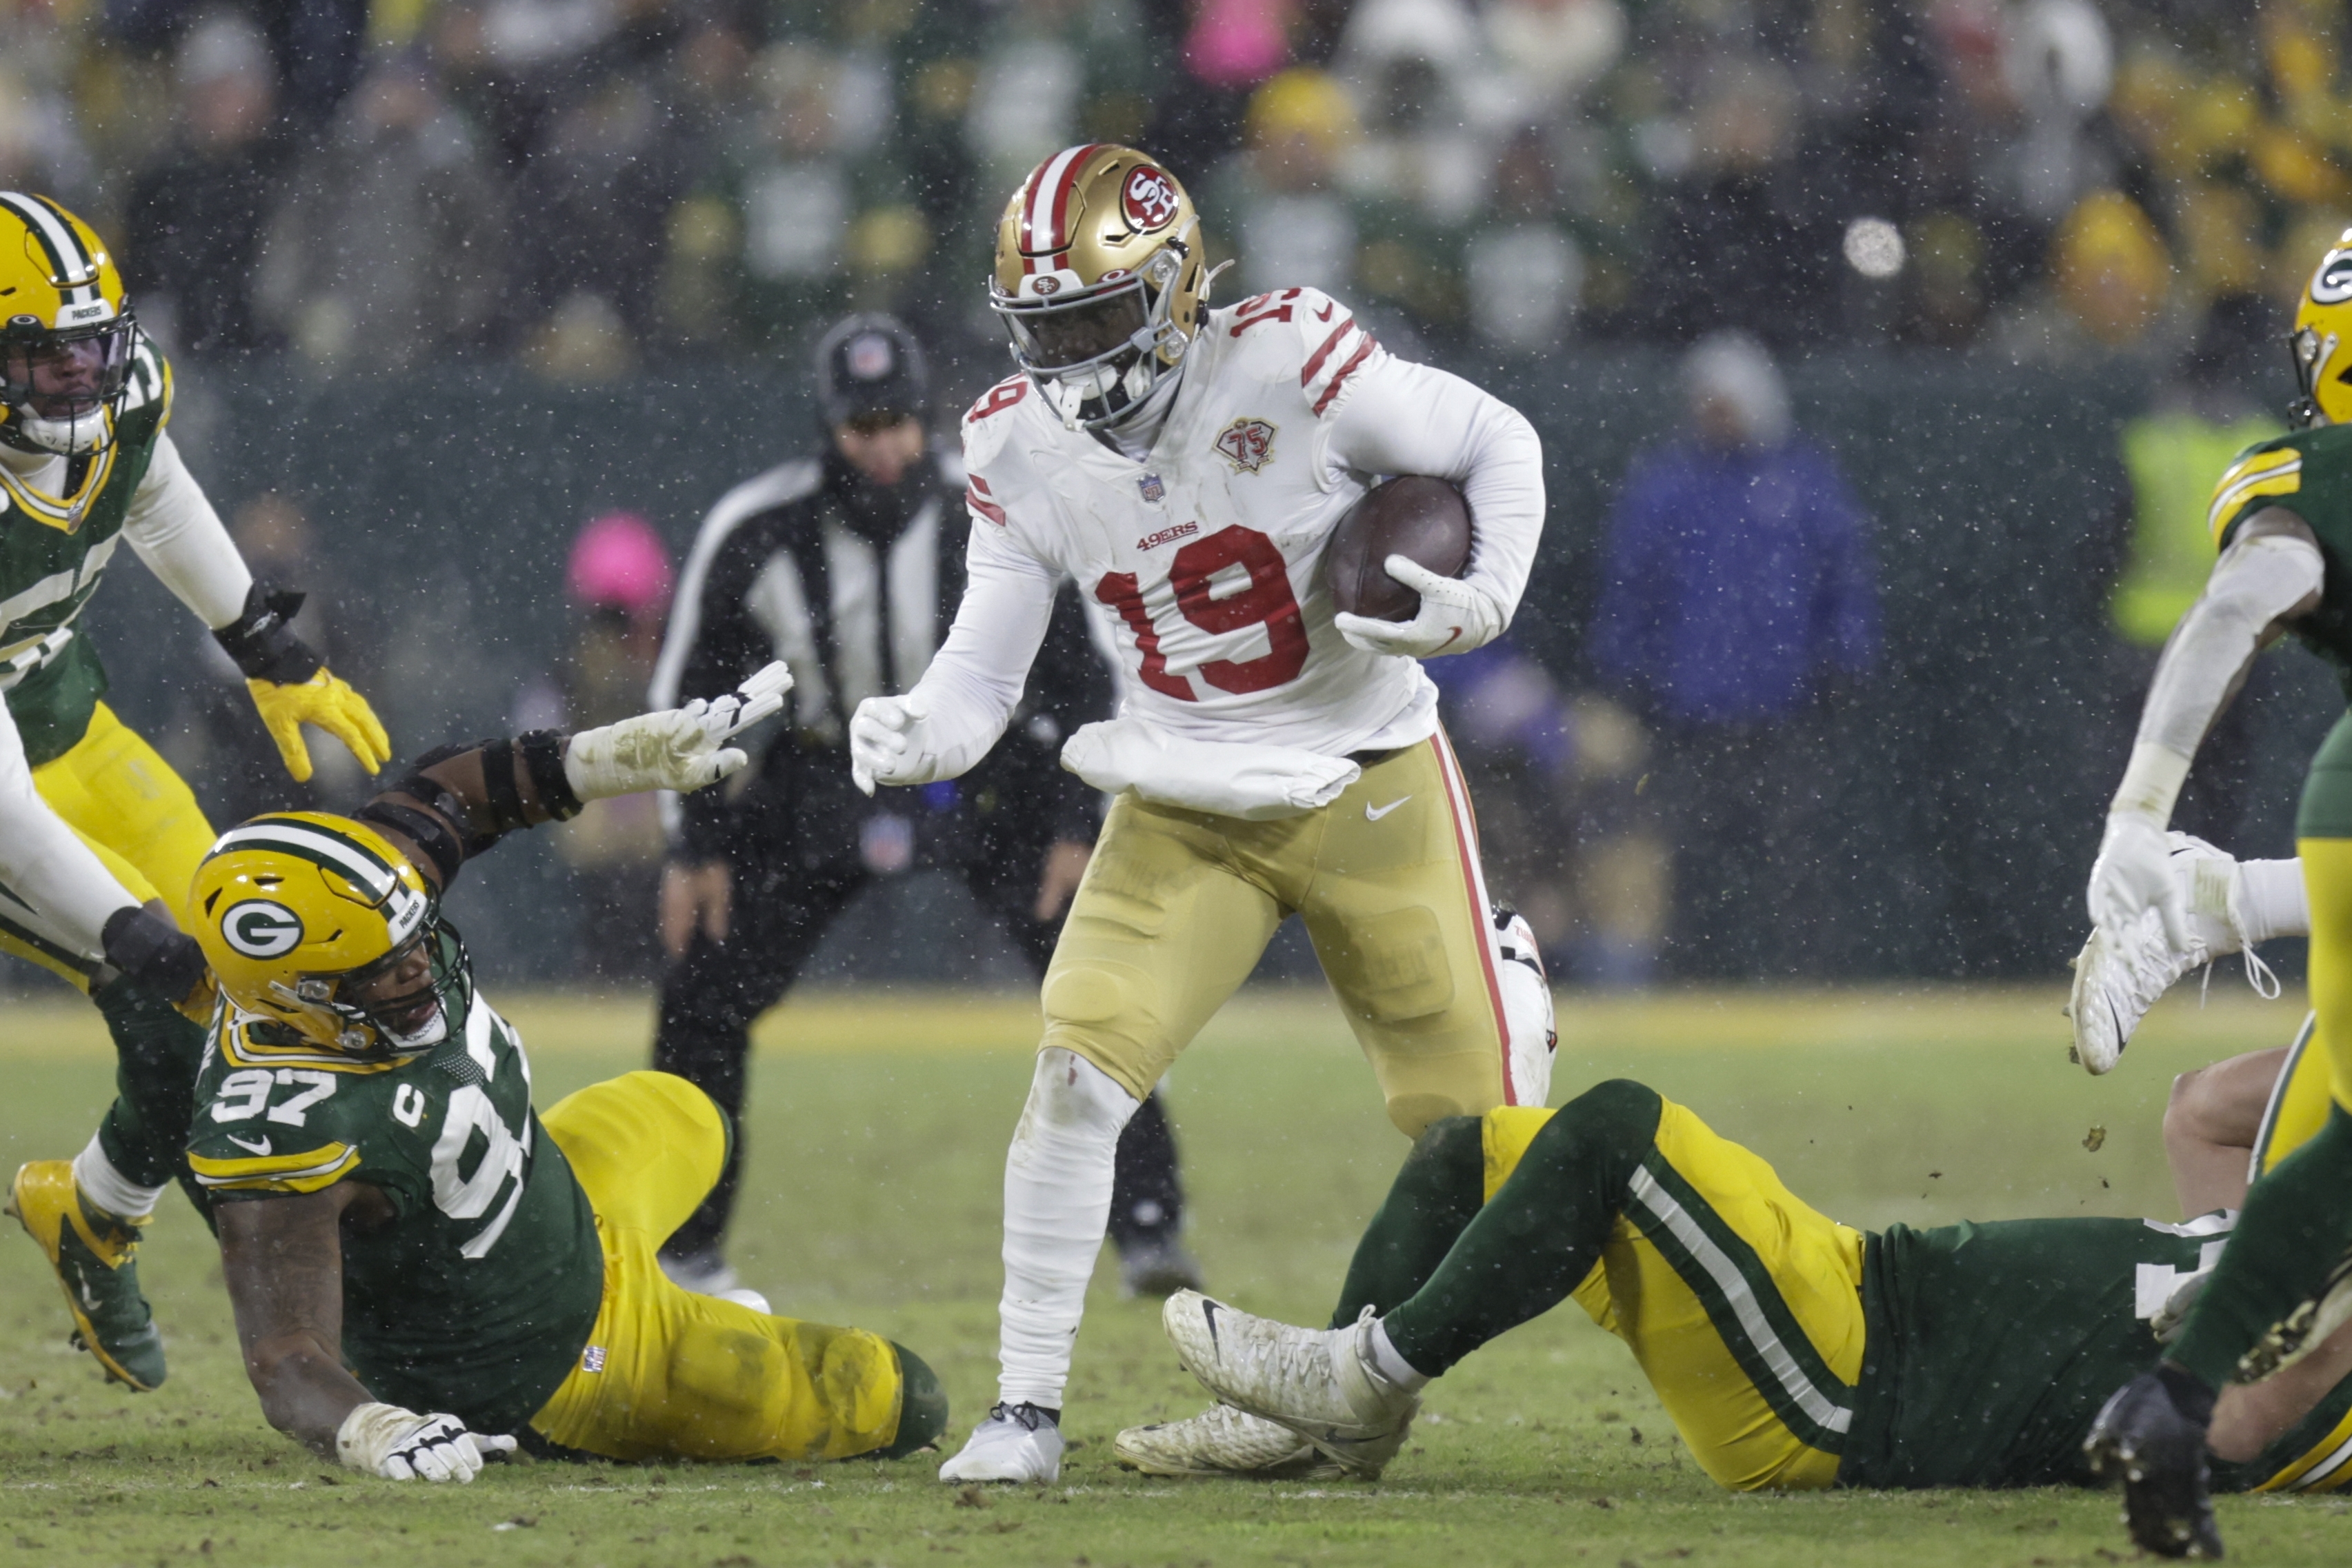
2077;226;2352;1556
846;145;1548;1483
0;191;387;1392
1133;1047;2352;1508
176;669;947;1478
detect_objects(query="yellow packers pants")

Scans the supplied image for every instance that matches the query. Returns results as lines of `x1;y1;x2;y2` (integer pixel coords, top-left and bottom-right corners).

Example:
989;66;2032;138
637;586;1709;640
1045;732;1523;1135
1482;1100;1868;1490
0;702;215;984
530;1071;906;1462
2252;1012;2336;1176
2301;838;2352;1112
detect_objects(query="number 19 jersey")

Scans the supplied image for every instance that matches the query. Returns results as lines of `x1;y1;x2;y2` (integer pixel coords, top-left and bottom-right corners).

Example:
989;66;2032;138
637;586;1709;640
186;956;604;1434
960;288;1437;758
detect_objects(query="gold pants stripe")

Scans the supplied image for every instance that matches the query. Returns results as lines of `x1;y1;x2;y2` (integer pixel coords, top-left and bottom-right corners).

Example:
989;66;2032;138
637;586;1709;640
2251;1013;2332;1176
1482;1102;1866;1491
1043;730;1517;1135
1;703;214;985
530;1072;904;1463
2298;838;2352;1112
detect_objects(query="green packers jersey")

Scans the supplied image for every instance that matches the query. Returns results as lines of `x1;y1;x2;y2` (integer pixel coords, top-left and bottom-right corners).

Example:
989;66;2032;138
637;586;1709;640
0;336;172;765
186;960;604;1434
1841;1215;2352;1492
2209;425;2352;697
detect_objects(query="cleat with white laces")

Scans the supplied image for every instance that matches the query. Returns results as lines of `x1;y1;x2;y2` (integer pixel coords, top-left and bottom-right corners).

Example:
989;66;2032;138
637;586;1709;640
1113;1403;1346;1478
2066;833;2277;1075
1162;1293;1417;1478
938;1401;1064;1483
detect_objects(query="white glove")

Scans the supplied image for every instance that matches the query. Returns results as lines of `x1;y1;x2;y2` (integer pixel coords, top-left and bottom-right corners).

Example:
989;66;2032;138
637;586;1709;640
336;1402;515;1482
2087;811;2189;948
564;662;792;801
850;694;935;796
1333;555;1506;659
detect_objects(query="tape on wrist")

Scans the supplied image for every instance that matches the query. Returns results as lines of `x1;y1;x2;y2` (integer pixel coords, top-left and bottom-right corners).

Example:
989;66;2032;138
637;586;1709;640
517;729;583;821
213;581;323;685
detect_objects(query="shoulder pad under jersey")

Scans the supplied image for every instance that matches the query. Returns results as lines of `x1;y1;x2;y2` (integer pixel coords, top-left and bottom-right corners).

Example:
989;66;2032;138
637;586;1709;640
1210;286;1385;419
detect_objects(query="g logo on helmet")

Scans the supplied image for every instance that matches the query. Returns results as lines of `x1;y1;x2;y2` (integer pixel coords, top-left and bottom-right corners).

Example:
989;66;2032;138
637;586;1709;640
2314;250;2352;305
1122;167;1180;232
221;899;305;959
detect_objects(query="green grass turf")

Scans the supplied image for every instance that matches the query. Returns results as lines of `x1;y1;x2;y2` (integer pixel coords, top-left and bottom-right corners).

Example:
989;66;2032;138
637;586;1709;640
2;981;2349;1566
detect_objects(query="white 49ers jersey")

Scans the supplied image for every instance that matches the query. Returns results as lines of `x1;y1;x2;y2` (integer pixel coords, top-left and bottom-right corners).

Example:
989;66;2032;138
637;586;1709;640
951;286;1544;758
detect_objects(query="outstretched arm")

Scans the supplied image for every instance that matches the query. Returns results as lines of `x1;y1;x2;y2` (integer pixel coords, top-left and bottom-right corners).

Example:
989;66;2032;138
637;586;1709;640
2090;511;2322;943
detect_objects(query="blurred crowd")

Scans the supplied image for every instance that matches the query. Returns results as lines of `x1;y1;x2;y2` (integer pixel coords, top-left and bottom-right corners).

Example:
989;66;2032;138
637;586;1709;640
1;0;2349;375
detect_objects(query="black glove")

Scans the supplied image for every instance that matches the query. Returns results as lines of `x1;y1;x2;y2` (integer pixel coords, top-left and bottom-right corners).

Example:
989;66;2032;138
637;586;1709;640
101;903;207;1005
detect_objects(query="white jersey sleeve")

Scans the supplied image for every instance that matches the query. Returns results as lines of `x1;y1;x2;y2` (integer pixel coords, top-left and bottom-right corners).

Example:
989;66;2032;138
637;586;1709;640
0;694;140;965
122;433;252;631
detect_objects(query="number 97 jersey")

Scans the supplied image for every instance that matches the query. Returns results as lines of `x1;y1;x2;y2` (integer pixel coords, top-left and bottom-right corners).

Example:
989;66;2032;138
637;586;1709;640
185;974;605;1434
961;287;1436;756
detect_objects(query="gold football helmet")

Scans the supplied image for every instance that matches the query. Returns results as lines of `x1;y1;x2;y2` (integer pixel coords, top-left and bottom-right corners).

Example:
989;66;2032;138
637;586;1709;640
2291;227;2352;427
990;144;1213;430
0;191;138;456
190;813;464;1058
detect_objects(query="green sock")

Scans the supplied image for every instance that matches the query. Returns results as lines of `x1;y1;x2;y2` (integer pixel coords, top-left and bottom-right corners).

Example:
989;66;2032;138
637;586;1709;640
1326;1116;1487;1329
1382;1080;1661;1378
90;977;211;1218
2171;1103;2352;1388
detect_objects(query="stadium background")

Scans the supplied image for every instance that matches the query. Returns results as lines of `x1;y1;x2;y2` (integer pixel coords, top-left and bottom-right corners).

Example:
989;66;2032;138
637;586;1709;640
1;0;2347;989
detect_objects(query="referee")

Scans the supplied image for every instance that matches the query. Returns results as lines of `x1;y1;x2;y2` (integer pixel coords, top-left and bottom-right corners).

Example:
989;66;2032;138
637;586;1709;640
647;314;1199;1298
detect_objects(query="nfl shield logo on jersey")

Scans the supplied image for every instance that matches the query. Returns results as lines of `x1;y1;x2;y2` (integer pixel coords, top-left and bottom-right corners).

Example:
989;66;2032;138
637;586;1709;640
1214;417;1277;474
1138;472;1165;504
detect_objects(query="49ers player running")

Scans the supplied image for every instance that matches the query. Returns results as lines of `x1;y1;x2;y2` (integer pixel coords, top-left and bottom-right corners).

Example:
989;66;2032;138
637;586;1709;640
849;145;1548;1483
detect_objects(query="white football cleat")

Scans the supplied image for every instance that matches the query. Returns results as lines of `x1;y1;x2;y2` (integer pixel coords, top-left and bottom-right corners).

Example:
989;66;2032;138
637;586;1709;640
1113;1403;1345;1478
1161;1293;1417;1478
2066;833;2277;1075
937;1402;1064;1484
1494;903;1557;1108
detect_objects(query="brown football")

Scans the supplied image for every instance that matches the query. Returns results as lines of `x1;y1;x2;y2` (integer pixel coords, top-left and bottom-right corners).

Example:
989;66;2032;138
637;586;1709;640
1323;476;1473;622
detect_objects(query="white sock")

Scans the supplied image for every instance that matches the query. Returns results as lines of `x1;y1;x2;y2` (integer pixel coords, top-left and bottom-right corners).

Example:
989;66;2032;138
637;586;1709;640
1366;1319;1433;1393
72;1134;164;1223
996;1047;1139;1411
2237;857;2311;945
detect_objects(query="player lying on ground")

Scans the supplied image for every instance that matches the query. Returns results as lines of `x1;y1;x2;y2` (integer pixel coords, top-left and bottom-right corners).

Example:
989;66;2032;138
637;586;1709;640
0;190;388;1394
848;143;1551;1485
2075;226;2352;1558
1122;1052;2352;1498
167;667;946;1481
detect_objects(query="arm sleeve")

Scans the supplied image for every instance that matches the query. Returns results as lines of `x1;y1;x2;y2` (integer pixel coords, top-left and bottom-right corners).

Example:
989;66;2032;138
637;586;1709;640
0;697;140;961
1323;356;1546;621
2131;527;2325;768
905;521;1060;781
121;433;252;630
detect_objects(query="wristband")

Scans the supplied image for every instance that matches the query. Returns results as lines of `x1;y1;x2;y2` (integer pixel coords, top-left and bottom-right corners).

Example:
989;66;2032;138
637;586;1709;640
212;581;323;685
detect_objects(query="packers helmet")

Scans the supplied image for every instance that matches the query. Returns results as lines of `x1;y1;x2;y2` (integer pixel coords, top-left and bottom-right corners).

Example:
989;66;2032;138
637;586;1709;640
2291;228;2352;428
990;144;1214;430
190;813;466;1059
0;192;138;456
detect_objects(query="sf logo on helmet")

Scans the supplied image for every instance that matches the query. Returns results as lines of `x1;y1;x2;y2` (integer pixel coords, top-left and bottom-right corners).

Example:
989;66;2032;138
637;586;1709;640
2315;250;2352;305
1122;167;1179;232
221;898;305;959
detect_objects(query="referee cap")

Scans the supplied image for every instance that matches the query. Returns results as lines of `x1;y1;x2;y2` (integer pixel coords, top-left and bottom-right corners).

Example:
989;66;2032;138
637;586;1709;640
816;313;930;428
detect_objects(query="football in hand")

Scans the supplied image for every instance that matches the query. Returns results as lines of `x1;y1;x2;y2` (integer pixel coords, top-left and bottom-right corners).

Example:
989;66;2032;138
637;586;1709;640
1323;476;1473;622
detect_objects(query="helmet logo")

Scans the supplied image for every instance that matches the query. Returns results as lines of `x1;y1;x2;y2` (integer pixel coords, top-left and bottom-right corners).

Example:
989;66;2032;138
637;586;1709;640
1122;167;1181;232
222;899;305;959
2314;250;2352;305
1032;275;1062;295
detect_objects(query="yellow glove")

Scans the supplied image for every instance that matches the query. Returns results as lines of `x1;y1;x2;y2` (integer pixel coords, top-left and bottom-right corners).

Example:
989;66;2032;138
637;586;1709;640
246;668;392;782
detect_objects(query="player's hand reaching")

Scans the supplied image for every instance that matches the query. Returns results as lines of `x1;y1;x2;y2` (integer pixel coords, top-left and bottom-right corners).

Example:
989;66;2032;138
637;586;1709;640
566;662;792;799
247;669;392;783
850;693;937;795
1333;556;1504;661
2089;812;2189;947
335;1403;515;1482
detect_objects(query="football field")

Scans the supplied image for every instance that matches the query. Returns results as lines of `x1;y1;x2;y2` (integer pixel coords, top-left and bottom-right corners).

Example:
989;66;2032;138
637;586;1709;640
1;981;2346;1567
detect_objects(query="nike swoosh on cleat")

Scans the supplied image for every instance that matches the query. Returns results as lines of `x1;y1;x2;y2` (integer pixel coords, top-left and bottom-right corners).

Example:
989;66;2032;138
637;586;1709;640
1200;1299;1222;1354
1365;797;1411;821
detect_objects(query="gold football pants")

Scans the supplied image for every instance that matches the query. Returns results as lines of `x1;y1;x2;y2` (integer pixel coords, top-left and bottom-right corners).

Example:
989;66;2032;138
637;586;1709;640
2299;838;2352;1113
1044;732;1525;1134
1482;1102;1868;1490
0;702;215;984
531;1071;907;1463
